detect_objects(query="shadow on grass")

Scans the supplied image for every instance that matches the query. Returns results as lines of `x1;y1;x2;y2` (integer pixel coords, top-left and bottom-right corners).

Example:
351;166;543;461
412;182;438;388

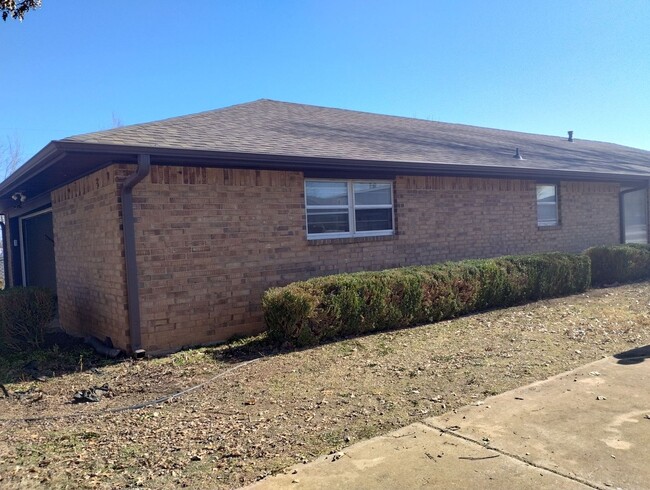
207;330;370;365
208;333;284;364
207;319;436;364
209;294;585;365
614;345;650;365
0;332;123;385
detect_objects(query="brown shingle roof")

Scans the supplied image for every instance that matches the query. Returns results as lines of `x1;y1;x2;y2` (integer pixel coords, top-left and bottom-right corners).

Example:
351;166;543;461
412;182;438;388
62;99;650;176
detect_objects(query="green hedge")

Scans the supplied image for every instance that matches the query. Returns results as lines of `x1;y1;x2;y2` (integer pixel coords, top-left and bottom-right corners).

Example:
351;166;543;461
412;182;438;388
585;244;650;286
263;253;590;346
0;287;57;353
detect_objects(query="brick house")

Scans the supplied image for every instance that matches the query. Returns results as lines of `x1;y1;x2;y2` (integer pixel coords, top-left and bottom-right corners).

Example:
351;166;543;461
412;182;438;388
0;100;649;354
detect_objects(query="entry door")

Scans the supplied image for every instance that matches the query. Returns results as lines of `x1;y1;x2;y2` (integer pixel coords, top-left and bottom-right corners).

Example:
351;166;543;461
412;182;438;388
20;210;57;291
621;189;648;244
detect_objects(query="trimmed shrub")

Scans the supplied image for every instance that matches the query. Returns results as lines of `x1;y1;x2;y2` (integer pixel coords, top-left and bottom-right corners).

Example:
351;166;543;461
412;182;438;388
0;287;57;353
263;253;590;346
497;253;591;300
585;244;650;286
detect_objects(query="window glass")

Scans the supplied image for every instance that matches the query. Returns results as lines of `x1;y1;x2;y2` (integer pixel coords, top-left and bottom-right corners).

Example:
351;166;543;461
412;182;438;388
306;209;350;234
536;184;558;226
537;205;557;224
623;188;648;244
536;185;556;204
355;208;393;232
305;180;394;238
353;183;392;206
305;181;348;206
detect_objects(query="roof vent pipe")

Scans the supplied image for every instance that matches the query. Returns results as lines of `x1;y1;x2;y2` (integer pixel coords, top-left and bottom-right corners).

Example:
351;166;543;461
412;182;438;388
513;148;523;160
568;131;574;142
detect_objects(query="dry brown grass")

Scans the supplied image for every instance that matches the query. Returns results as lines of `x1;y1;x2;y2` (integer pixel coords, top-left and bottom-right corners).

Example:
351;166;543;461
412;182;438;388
1;282;649;489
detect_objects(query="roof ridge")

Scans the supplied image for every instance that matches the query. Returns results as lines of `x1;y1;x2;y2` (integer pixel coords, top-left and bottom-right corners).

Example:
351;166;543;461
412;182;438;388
54;99;650;164
60;98;644;150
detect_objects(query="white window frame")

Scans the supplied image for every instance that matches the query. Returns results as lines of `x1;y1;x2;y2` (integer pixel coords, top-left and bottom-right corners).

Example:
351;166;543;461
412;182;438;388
305;179;395;240
536;183;559;227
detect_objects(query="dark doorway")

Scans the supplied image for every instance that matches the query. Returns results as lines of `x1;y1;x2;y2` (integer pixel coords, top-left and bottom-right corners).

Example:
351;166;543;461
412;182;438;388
21;210;57;291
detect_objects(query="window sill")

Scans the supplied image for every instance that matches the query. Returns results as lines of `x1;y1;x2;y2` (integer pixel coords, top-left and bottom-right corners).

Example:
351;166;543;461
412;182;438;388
538;224;561;231
307;234;397;246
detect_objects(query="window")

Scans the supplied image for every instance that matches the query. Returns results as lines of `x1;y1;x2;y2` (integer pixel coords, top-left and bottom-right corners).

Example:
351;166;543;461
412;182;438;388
622;187;648;244
305;180;394;239
536;184;559;226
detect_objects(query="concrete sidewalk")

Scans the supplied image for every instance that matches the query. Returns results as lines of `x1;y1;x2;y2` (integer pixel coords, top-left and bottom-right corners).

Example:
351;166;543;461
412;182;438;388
247;347;650;489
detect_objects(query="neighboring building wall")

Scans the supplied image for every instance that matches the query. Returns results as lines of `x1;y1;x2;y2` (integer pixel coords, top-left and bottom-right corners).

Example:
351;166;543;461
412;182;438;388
51;165;130;347
132;166;620;352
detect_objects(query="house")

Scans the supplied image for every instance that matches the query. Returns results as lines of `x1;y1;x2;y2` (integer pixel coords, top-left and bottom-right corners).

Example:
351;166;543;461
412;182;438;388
0;100;648;354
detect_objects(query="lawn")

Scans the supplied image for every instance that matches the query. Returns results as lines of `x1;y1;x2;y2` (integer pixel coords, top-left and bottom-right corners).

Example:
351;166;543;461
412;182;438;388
1;282;649;489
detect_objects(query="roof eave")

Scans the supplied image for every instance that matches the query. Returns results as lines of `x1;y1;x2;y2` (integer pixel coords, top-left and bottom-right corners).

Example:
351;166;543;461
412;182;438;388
1;140;648;213
0;141;63;196
55;140;650;183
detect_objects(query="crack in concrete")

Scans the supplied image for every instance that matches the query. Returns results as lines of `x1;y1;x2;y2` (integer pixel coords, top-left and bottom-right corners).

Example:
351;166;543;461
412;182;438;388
421;420;607;490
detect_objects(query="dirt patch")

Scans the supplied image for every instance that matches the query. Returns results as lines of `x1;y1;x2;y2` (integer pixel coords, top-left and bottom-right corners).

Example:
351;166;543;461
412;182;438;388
1;283;649;489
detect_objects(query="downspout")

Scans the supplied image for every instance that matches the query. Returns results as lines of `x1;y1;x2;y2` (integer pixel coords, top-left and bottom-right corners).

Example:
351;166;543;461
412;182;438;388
0;218;7;289
121;154;151;354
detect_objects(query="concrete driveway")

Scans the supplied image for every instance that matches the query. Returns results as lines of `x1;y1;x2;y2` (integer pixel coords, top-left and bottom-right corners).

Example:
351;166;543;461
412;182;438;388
246;346;650;489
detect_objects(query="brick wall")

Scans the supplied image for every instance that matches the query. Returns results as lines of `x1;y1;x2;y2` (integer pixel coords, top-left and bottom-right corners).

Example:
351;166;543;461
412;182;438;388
394;177;620;262
51;165;130;347
129;166;620;352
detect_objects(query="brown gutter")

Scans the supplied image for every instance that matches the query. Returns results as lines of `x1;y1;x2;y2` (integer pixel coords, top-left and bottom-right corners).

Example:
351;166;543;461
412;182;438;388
0;220;7;289
49;141;650;183
121;154;151;353
2;140;649;207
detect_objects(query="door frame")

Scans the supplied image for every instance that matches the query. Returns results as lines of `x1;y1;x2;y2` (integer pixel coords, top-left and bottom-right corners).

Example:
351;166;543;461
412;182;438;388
18;207;53;287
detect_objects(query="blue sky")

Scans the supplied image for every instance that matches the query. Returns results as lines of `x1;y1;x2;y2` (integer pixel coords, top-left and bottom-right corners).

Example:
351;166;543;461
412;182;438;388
1;0;649;163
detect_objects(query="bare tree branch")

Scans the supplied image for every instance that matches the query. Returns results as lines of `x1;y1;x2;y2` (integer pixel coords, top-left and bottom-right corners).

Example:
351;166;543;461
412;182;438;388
0;135;23;179
1;0;42;22
111;112;124;128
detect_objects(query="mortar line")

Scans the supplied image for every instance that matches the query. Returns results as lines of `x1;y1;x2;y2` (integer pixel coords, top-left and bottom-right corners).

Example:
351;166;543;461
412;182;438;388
421;420;607;490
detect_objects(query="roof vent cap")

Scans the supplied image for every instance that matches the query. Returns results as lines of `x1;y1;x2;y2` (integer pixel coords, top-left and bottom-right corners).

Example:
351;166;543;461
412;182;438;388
513;147;524;160
568;130;574;142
